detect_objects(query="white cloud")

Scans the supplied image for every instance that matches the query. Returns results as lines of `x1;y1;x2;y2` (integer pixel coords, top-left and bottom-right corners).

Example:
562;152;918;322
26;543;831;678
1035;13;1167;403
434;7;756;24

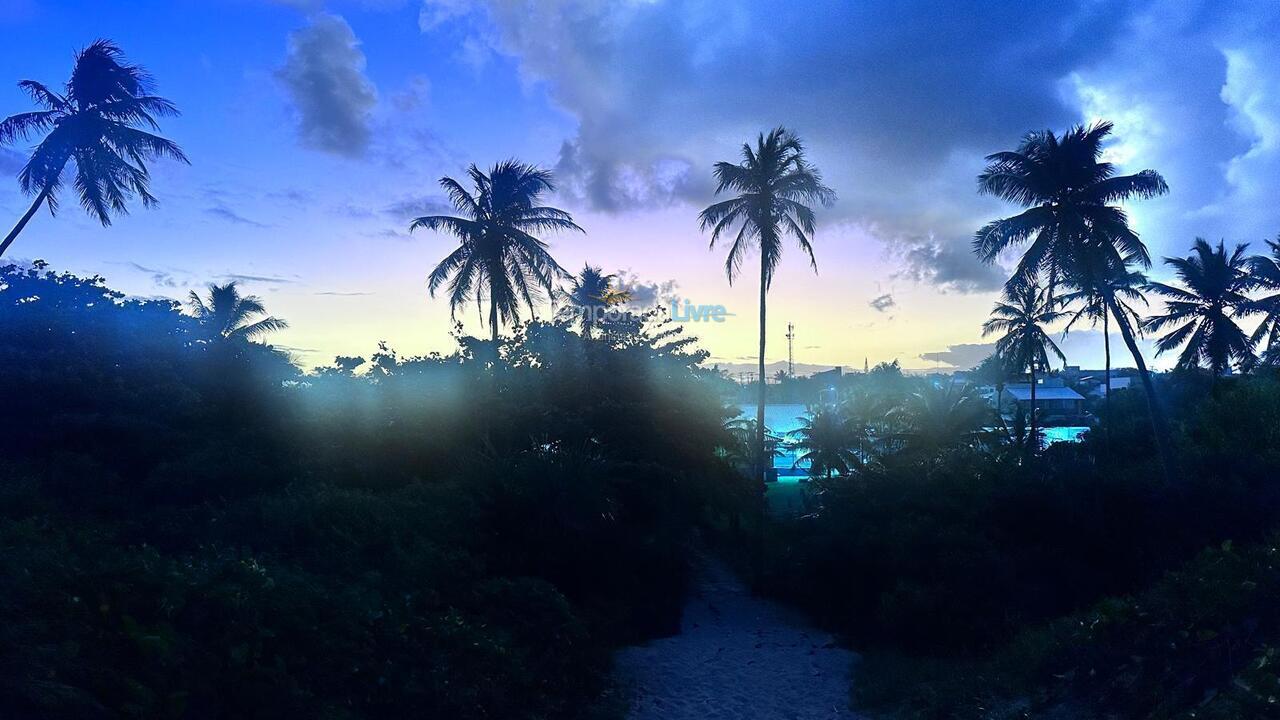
277;13;378;157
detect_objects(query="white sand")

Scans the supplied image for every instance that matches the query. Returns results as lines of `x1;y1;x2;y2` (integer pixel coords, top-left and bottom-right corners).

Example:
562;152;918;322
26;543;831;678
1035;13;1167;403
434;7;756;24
614;555;861;720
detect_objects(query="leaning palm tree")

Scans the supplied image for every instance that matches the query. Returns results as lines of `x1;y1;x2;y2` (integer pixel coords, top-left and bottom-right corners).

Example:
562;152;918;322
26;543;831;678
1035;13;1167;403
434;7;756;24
974;120;1170;472
188;282;288;343
1247;237;1280;366
1060;261;1148;426
0;40;188;259
982;284;1067;452
558;264;630;338
1144;239;1257;378
699;127;835;484
790;406;865;479
411;161;582;342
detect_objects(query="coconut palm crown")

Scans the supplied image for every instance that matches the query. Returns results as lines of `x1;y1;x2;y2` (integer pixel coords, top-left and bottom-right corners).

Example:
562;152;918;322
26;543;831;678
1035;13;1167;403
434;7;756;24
411;161;581;342
0;40;188;258
1144;239;1257;376
188;282;288;343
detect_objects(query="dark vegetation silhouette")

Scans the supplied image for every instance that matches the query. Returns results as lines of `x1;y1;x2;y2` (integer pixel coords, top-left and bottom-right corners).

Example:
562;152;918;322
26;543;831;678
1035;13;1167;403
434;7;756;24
7;35;1280;719
0;262;755;719
0;40;187;258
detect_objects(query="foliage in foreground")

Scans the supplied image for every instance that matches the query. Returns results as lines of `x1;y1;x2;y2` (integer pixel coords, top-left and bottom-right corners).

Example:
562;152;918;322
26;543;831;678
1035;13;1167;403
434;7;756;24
758;372;1280;718
0;263;754;719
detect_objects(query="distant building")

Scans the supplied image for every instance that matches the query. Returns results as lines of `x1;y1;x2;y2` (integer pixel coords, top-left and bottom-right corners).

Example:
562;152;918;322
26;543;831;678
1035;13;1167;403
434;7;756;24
1087;376;1135;397
810;367;842;383
1000;379;1086;417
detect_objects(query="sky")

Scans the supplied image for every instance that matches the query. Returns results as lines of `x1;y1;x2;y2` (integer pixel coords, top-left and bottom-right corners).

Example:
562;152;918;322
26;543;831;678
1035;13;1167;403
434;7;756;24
2;0;1278;371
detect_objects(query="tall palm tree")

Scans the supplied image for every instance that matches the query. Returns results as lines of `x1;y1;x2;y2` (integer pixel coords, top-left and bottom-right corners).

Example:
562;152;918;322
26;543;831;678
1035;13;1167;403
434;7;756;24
1060;263;1148;428
974;120;1170;471
699;127;835;484
982;284;1067;452
0;40;188;259
1144;239;1257;378
790;406;864;479
559;264;630;338
1247;238;1280;366
188;282;288;343
410;161;582;342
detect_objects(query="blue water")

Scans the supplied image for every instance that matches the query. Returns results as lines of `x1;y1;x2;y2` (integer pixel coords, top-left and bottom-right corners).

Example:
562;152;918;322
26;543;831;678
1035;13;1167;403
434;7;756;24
1043;426;1090;444
738;404;810;477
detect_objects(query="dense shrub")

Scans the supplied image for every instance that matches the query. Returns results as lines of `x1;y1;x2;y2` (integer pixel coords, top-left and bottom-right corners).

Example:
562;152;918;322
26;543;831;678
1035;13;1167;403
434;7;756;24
0;263;755;719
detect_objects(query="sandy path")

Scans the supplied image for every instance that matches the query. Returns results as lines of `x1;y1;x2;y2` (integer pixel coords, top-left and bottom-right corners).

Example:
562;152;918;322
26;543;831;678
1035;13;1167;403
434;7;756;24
614;555;861;720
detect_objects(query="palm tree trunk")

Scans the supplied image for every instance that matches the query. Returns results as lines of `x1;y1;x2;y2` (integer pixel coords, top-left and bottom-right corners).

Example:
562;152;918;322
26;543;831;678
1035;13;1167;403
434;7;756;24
489;295;499;343
1103;309;1112;447
756;256;768;487
0;187;52;260
1029;364;1038;456
1106;293;1174;482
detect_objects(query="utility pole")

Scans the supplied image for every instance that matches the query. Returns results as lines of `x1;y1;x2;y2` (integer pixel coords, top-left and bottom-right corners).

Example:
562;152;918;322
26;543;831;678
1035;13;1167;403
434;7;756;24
785;322;795;377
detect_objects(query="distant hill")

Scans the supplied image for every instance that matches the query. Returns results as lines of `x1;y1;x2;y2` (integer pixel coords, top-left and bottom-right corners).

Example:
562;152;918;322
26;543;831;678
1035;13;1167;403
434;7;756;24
707;360;854;378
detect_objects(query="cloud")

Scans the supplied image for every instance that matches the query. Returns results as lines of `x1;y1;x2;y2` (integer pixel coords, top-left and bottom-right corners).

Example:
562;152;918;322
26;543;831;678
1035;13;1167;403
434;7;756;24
0;148;25;175
382;195;453;220
893;235;1007;293
109;261;188;289
422;0;1280;292
614;269;679;309
314;290;374;296
218;273;295;285
918;342;997;370
868;293;896;312
205;206;268;228
277;13;378;157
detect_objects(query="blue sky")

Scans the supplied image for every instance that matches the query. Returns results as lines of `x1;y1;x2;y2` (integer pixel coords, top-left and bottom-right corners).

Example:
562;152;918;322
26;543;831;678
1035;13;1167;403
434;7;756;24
2;0;1279;370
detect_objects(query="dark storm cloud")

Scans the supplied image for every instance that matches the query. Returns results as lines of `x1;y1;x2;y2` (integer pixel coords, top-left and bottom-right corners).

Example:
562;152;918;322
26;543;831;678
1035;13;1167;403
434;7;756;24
277;13;378;157
894;237;1007;293
423;0;1280;293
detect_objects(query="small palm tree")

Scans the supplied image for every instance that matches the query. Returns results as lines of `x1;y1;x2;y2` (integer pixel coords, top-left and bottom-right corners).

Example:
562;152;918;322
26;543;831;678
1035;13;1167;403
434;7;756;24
699;127;835;485
1145;239;1257;377
1060;262;1148;425
983;284;1067;451
558;264;630;338
411;161;582;342
790;407;864;479
891;383;995;458
1247;237;1280;366
0;40;188;258
188;282;288;343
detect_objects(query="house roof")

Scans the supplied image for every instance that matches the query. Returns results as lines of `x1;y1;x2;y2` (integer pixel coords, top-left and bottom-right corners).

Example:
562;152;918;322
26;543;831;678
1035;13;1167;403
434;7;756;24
1003;384;1084;401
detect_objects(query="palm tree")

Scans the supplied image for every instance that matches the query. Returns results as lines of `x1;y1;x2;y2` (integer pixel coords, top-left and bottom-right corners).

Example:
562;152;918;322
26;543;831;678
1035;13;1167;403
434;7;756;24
0;40;188;259
1144;239;1257;378
410;161;582;342
559;264;630;338
982;284;1067;452
891;383;996;459
790;407;864;479
699;127;835;484
188;282;288;343
1060;262;1148;428
1247;237;1280;366
974;120;1170;471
